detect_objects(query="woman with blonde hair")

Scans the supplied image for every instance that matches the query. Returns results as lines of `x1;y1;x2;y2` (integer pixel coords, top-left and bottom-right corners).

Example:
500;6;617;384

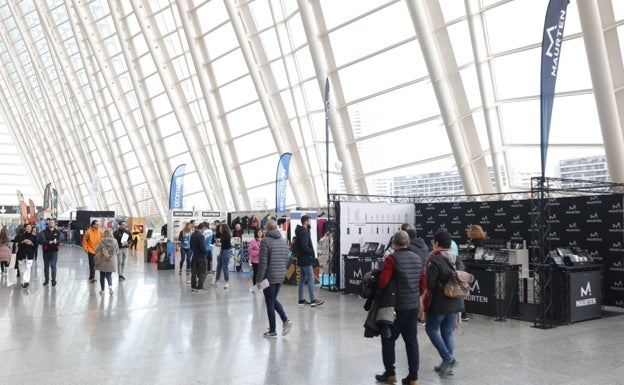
178;222;193;275
95;229;119;295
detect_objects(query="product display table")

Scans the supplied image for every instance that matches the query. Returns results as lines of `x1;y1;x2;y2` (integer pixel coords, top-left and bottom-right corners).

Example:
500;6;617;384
464;262;521;321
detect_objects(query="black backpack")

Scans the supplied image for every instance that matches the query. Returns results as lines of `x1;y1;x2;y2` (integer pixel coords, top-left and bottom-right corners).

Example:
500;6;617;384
290;236;299;258
359;269;381;299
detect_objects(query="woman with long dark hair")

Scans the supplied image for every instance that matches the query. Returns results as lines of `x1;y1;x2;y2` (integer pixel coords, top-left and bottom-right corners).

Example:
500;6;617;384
212;223;232;289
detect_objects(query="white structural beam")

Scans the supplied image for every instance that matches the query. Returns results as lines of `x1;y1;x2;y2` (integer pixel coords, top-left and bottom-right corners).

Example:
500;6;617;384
465;0;506;192
224;0;312;208
172;0;227;211
406;0;493;195
131;0;232;211
73;0;160;214
110;0;183;215
577;0;624;182
33;2;104;212
299;0;366;196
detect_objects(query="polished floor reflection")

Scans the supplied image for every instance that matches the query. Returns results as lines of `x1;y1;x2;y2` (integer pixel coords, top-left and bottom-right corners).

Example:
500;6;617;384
1;246;623;385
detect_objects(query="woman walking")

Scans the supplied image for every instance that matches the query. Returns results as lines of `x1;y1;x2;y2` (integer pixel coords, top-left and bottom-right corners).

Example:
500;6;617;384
424;230;465;377
15;223;37;288
0;226;12;274
212;223;232;289
248;227;262;291
95;229;119;295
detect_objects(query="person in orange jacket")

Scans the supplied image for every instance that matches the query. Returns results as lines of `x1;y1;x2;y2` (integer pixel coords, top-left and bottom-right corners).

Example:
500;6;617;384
82;220;102;283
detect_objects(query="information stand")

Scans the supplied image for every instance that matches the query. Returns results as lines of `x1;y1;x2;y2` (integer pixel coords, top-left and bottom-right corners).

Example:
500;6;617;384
343;254;382;295
464;262;521;320
551;264;602;324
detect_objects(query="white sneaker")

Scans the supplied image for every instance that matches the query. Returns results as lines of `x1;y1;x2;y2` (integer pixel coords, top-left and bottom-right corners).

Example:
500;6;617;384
100;290;105;295
109;287;113;296
223;283;229;290
212;281;218;287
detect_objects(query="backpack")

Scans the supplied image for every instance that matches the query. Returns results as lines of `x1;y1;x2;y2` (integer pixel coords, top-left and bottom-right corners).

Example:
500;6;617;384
290;236;299;258
359;269;380;299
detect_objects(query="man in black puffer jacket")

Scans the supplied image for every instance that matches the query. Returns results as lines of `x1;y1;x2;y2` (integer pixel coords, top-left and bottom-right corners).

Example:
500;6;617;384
375;230;425;385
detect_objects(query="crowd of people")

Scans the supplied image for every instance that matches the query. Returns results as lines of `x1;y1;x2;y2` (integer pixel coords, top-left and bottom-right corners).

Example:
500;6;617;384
1;215;482;384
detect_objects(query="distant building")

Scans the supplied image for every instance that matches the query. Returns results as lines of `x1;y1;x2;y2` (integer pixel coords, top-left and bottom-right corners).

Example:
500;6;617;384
558;155;609;182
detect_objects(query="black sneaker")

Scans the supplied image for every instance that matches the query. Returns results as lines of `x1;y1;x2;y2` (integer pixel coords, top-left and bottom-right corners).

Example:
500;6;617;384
263;331;277;339
52;280;57;287
461;314;469;321
298;299;310;305
375;372;397;383
310;299;325;307
22;282;29;288
119;275;125;281
43;280;49;286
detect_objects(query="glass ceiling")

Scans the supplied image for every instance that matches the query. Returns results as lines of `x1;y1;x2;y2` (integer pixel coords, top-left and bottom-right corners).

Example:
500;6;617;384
0;0;622;225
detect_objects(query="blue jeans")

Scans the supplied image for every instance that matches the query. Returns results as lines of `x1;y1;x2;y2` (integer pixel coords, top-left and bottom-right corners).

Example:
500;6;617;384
425;313;457;361
99;271;112;291
43;251;58;281
180;248;192;270
298;264;316;302
215;248;232;282
263;283;287;333
381;308;419;380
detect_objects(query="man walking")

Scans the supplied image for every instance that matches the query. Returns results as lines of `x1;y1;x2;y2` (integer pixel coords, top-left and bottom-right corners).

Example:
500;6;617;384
82;220;101;283
190;222;209;292
39;218;63;287
375;230;425;385
295;215;324;307
257;220;292;338
114;220;131;281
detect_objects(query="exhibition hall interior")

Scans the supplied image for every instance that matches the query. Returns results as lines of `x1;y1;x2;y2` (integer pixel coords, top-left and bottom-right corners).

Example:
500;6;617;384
2;1;624;384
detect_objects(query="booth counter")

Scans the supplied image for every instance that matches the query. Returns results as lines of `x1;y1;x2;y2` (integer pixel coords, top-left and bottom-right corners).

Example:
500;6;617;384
342;254;383;295
551;264;602;324
464;262;521;321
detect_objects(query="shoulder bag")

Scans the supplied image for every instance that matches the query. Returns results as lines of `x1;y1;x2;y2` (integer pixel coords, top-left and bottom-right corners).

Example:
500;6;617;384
441;258;474;299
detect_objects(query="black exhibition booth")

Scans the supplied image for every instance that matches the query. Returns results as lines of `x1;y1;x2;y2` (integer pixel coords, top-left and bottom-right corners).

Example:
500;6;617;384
326;178;624;325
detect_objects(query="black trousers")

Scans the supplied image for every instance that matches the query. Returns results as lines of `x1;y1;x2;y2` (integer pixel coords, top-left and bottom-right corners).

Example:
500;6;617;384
191;255;207;289
88;252;95;279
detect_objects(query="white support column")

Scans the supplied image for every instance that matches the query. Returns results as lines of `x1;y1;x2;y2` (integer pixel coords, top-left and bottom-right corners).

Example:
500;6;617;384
577;0;624;182
110;0;215;213
224;0;314;207
406;0;493;195
131;0;243;210
299;0;366;196
73;0;166;216
465;0;507;192
32;2;113;211
170;0;227;211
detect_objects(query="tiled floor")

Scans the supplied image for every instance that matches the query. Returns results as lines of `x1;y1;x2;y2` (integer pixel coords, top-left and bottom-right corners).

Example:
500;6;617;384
1;246;623;385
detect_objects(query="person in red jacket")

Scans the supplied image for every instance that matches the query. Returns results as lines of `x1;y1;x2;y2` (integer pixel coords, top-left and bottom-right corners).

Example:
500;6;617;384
375;230;426;385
